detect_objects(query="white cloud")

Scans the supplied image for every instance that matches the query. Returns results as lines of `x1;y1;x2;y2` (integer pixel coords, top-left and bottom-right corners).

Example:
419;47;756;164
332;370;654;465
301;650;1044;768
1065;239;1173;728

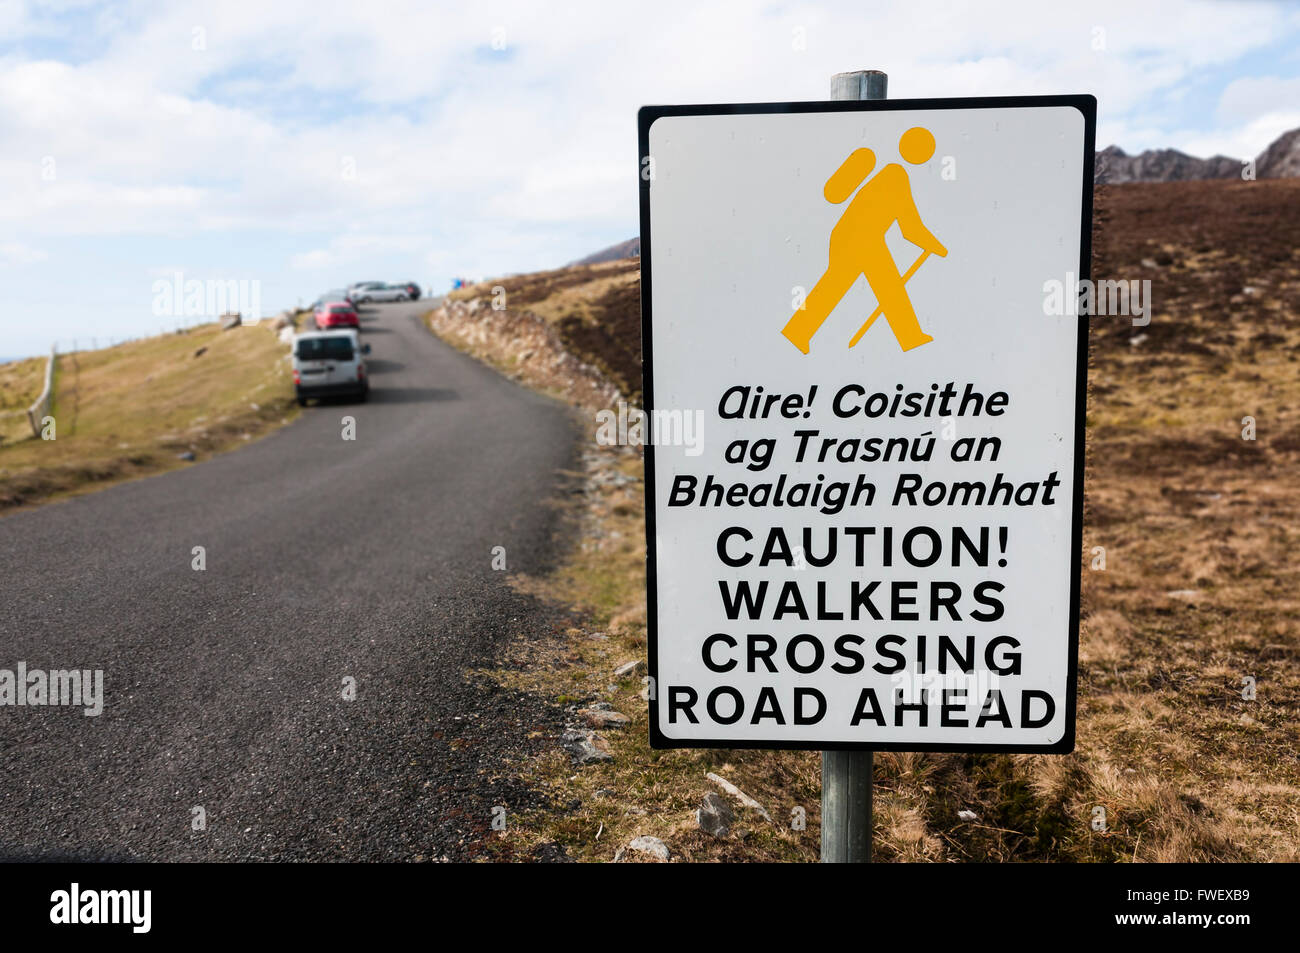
0;240;46;267
1218;75;1300;122
3;0;1296;241
0;0;1298;355
290;232;434;271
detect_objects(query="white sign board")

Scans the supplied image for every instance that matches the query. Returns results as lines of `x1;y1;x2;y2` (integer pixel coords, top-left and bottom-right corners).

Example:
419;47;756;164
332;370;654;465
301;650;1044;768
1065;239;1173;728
640;96;1095;751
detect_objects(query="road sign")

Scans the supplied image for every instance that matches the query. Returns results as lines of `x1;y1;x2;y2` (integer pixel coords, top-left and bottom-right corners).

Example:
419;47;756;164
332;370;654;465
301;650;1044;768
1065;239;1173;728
640;95;1096;751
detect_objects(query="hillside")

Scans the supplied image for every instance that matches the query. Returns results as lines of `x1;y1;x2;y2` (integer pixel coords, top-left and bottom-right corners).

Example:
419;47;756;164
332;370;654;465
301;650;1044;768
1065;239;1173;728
447;257;642;403
0;356;46;447
0;321;297;513
436;176;1300;862
570;237;640;266
1079;176;1300;860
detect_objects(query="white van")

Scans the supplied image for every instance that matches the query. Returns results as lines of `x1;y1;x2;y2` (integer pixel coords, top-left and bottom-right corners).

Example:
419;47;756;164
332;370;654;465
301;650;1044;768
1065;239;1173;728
293;329;370;405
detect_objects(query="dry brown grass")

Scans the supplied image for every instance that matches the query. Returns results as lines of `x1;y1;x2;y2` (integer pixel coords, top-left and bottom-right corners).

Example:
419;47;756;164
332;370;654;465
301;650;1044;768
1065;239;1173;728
0;355;47;446
462;179;1300;862
451;262;639;326
448;258;643;402
448;258;639;313
0;321;297;514
1060;181;1300;862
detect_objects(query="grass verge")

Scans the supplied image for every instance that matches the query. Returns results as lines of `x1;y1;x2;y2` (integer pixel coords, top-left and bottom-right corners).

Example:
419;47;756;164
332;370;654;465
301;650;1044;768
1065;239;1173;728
0;320;298;515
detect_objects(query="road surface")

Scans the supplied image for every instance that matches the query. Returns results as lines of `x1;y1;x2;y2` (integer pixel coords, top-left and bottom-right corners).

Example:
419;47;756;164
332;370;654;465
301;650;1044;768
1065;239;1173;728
0;300;579;861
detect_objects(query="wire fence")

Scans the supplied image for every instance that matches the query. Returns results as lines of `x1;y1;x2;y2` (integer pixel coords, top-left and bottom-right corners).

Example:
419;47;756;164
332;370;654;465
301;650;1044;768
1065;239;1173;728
49;315;225;355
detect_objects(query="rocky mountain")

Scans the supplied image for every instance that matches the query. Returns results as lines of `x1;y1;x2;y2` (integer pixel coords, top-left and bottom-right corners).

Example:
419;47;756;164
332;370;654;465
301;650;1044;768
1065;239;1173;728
1095;145;1241;183
1096;125;1300;184
571;237;639;265
1256;127;1300;179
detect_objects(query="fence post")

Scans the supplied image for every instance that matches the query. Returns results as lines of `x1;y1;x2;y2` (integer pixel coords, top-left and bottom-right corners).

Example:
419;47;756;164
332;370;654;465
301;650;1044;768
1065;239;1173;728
26;345;56;438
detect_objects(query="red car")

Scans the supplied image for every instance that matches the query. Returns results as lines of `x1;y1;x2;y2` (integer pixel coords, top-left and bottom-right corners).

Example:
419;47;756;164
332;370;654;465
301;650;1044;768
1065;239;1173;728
314;301;360;330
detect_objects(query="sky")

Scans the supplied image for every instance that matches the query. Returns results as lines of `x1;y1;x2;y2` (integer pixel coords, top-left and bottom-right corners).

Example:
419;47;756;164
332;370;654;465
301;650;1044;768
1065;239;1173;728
2;0;1299;359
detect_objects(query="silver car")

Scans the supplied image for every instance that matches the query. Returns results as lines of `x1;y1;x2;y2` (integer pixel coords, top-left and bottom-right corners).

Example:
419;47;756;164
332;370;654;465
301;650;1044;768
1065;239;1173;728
346;281;384;299
351;283;412;304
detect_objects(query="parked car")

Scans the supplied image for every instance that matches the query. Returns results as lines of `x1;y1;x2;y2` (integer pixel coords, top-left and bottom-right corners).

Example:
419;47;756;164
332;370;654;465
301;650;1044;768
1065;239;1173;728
314;301;360;330
346;281;385;300
401;281;421;299
293;330;370;405
310;288;356;310
352;283;412;304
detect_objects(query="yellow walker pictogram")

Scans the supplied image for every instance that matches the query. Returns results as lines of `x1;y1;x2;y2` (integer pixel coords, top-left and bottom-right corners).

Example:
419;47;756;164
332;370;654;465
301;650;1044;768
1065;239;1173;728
782;126;947;354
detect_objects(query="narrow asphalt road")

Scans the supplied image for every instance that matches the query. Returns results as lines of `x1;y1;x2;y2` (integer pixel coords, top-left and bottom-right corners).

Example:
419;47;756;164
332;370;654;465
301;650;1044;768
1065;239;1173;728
0;300;580;861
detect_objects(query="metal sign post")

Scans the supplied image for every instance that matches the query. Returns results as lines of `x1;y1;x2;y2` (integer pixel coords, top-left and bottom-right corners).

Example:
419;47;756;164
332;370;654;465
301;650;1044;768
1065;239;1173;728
820;69;885;865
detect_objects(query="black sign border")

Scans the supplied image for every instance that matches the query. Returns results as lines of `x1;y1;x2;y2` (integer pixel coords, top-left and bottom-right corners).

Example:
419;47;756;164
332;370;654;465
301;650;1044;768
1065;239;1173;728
639;94;1096;752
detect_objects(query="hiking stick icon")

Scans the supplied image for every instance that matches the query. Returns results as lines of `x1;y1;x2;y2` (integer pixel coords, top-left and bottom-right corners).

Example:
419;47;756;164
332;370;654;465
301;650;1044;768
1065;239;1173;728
782;126;946;354
848;248;931;348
